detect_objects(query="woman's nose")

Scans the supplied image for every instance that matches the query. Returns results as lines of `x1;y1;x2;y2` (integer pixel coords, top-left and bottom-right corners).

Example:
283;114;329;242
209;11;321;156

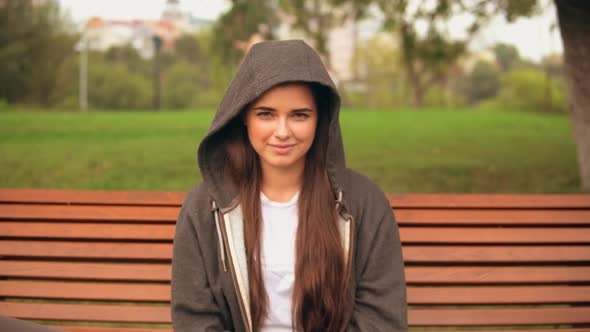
273;118;290;139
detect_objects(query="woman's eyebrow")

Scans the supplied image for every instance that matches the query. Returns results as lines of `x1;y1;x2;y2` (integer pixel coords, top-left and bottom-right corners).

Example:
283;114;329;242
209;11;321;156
252;106;314;112
292;108;314;112
252;106;275;111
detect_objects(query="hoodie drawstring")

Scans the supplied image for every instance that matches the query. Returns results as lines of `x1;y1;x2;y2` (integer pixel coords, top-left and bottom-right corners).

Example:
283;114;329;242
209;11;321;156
211;200;227;272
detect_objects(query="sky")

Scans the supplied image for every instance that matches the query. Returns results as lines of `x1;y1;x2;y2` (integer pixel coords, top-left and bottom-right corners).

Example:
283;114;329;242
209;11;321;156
58;0;562;63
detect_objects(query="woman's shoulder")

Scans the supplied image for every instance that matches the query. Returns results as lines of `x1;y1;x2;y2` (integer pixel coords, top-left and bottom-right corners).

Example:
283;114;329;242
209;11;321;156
179;181;212;217
340;168;393;219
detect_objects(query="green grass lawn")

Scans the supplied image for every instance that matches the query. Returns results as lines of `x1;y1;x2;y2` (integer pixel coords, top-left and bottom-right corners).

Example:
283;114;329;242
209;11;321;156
0;109;582;193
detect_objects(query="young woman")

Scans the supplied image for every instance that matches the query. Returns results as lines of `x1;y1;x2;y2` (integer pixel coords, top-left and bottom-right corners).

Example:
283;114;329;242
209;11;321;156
171;40;407;332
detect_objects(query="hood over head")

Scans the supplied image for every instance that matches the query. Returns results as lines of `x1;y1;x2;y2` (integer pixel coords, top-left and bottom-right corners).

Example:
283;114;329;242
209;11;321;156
198;39;346;210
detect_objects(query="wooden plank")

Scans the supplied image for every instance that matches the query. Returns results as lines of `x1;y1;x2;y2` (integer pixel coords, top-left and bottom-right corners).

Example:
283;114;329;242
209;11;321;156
51;330;574;332
0;189;184;206
387;193;590;208
408;307;590;326
5;303;589;326
0;280;170;301
0;261;171;281
406;266;590;284
2;189;588;208
5;283;590;305
2;223;589;244
2;262;588;284
3;205;589;224
0;204;178;222
53;327;171;332
395;330;590;332
405;330;590;332
395;209;590;225
0;241;172;260
0;302;170;323
402;246;590;262
0;222;174;240
400;227;590;243
407;286;590;304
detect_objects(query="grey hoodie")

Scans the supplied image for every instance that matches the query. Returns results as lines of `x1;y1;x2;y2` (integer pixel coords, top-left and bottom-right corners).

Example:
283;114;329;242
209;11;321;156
171;40;408;332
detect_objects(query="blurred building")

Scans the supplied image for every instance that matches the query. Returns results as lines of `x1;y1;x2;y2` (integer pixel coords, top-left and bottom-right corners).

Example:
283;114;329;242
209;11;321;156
82;0;211;58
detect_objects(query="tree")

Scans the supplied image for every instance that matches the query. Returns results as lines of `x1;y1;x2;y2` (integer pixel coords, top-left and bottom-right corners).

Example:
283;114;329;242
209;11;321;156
493;43;521;72
556;0;590;191
212;0;277;66
174;34;202;64
375;0;539;108
459;60;500;104
495;68;567;113
0;0;77;106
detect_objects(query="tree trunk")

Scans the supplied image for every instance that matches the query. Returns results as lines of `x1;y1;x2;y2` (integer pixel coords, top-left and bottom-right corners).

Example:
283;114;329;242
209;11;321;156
400;23;424;109
556;0;590;191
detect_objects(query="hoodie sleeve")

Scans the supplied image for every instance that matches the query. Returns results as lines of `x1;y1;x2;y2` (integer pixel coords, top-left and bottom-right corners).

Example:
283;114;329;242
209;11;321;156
171;197;230;332
347;191;408;332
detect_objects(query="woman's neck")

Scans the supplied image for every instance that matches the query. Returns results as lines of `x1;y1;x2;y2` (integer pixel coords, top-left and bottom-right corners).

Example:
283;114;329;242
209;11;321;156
260;163;304;203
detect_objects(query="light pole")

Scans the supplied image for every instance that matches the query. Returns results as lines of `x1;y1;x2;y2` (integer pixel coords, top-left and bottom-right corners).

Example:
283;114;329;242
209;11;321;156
78;32;88;111
152;34;162;111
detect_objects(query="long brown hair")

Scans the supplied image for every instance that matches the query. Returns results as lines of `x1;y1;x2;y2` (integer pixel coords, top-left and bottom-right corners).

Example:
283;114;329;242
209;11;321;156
225;82;351;331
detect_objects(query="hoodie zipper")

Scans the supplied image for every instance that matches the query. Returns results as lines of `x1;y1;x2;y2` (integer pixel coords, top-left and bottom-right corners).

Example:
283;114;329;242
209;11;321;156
213;202;252;332
337;190;355;280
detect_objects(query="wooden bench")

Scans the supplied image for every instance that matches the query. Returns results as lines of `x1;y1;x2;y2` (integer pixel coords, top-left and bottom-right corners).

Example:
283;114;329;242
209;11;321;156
1;188;589;332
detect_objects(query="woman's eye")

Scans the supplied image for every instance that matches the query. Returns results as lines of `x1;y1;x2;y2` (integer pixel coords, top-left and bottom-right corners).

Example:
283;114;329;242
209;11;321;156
293;112;310;120
257;112;273;118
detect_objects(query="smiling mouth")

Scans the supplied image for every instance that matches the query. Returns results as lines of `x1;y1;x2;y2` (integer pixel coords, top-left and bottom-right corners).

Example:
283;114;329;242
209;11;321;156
269;144;295;153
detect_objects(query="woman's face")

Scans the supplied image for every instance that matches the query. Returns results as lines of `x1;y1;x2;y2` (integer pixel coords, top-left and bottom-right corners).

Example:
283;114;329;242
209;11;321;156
245;83;318;173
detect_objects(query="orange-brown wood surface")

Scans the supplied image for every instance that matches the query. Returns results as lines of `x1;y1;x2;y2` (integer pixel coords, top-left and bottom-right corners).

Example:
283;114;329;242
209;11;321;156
0;280;170;301
0;204;178;222
401;245;590;262
1;189;589;330
395;208;590;225
3;189;589;208
408;307;590;326
3;223;590;243
3;261;589;284
0;302;170;323
3;204;590;224
49;328;590;332
0;240;173;260
405;266;590;283
3;241;590;263
0;189;185;206
400;227;590;243
3;302;589;325
0;222;174;240
4;281;590;304
387;193;590;208
53;327;171;332
0;261;171;281
406;285;590;304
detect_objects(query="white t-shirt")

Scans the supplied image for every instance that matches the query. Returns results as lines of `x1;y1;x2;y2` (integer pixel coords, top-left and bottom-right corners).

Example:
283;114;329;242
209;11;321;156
260;191;299;332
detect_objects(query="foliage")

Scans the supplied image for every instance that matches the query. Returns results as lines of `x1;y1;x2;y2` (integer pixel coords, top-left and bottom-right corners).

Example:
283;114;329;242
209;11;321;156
375;0;540;108
212;0;277;66
87;62;151;110
0;0;78;106
493;43;521;72
458;60;500;104
494;68;568;113
344;34;409;109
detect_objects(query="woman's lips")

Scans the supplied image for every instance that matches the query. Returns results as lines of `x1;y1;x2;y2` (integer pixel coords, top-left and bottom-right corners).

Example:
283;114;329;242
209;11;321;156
269;144;295;154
